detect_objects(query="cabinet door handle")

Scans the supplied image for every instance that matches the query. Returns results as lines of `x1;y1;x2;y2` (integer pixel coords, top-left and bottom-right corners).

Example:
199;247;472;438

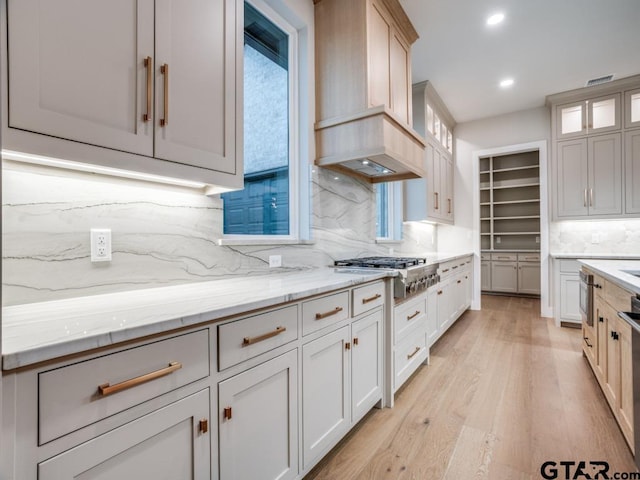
448;198;452;214
242;326;286;346
143;56;152;122
345;342;351;351
362;293;381;304
407;346;421;360
457;280;462;284
353;337;359;346
223;407;233;420
589;188;594;207
407;310;421;320
583;337;592;348
160;63;169;127
434;192;439;210
315;306;343;320
611;331;619;340
199;418;209;434
98;362;182;397
584;188;588;207
437;290;443;295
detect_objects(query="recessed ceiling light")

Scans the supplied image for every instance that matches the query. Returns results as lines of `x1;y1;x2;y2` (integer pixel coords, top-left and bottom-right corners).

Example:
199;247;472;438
486;13;505;26
499;78;514;88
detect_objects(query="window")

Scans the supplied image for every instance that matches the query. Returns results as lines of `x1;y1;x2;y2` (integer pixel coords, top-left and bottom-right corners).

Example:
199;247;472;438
222;1;299;238
376;182;402;241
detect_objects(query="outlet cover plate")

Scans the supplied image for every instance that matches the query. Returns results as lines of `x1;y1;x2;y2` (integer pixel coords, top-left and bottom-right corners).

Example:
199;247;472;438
91;228;112;262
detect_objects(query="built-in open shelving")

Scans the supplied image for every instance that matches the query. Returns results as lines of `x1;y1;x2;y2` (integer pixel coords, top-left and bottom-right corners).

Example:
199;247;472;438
478;151;541;252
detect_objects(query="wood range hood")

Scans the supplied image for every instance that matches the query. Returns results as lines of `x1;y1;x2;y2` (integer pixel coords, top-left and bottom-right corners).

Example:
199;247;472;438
314;0;426;183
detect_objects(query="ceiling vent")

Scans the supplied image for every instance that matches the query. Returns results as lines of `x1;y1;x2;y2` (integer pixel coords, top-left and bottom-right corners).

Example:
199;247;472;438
585;74;614;87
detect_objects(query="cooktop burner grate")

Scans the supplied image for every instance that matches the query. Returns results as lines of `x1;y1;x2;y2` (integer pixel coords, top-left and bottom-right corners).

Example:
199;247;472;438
334;256;426;269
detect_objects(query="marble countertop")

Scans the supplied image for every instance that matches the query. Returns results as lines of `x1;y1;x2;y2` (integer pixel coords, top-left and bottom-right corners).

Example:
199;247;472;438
2;268;392;370
1;252;473;370
551;252;640;259
578;259;640;295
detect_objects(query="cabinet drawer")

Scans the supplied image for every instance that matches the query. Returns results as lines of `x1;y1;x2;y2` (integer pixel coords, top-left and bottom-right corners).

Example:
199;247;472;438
39;329;210;445
604;279;634;312
218;305;298;370
559;259;580;273
491;253;517;261
302;291;350;336
394;295;426;342
394;330;428;392
480;253;491;261
517;253;540;262
352;282;385;317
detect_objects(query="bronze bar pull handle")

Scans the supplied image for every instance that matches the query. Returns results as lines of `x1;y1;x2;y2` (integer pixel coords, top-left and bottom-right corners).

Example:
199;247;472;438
316;307;343;320
160;63;169;126
437;290;443;295
199;419;209;434
362;293;381;304
243;326;286;346
407;346;421;360
435;192;439;210
223;407;232;420
584;188;588;207
590;188;594;207
407;310;420;321
353;337;359;346
448;198;452;214
457;280;462;284
98;362;182;396
345;342;351;351
143;56;152;122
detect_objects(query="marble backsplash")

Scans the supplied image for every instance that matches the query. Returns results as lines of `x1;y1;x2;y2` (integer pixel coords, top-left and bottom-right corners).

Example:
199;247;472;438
550;219;640;254
2;161;437;305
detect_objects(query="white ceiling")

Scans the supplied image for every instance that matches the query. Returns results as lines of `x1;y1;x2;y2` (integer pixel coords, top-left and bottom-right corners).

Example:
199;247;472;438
400;0;640;124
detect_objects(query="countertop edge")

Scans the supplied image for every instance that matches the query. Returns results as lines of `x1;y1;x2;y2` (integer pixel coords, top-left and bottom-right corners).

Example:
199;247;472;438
578;259;640;296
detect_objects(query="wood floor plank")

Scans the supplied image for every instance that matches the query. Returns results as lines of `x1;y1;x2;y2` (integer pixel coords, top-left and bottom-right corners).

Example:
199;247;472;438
305;295;638;480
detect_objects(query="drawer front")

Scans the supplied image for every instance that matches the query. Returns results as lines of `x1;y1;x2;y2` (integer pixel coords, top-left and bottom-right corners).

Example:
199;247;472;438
39;329;210;445
302;291;350;336
491;253;517;261
218;305;298;370
480;253;491;261
394;330;428;392
604;279;634;312
559;259;580;273
394;295;426;342
438;260;457;277
517;253;540;262
352;282;385;317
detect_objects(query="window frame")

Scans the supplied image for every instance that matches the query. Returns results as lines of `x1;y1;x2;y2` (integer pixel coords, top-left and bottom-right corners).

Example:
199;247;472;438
376;181;403;243
220;0;306;245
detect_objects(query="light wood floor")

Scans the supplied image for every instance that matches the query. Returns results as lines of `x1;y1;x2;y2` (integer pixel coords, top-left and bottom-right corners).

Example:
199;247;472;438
305;295;637;479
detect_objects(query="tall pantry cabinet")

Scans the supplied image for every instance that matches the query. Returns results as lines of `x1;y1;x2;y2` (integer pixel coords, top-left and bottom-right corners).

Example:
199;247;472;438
547;75;640;219
2;0;243;189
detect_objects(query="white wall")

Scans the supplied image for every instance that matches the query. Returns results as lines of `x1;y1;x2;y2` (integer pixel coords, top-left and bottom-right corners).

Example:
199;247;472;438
446;106;552;312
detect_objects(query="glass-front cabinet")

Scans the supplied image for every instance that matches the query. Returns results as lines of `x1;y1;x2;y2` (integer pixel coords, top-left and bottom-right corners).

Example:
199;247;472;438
557;94;621;139
626;88;640;129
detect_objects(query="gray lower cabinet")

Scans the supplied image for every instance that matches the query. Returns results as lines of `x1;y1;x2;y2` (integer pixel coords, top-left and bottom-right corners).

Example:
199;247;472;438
218;350;298;480
302;326;351;469
38;389;211;480
490;261;518;293
481;260;491;291
518;262;541;295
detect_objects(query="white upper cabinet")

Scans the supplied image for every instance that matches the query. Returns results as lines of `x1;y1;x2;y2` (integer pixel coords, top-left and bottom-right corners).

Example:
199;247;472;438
3;0;242;189
557;94;621;139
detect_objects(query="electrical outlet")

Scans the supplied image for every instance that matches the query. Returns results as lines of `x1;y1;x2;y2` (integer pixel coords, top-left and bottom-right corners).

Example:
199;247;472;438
269;255;282;268
91;228;112;262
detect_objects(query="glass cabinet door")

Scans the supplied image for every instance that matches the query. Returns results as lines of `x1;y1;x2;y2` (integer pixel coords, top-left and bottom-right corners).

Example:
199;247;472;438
588;94;620;134
625;88;640;129
557;101;586;138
